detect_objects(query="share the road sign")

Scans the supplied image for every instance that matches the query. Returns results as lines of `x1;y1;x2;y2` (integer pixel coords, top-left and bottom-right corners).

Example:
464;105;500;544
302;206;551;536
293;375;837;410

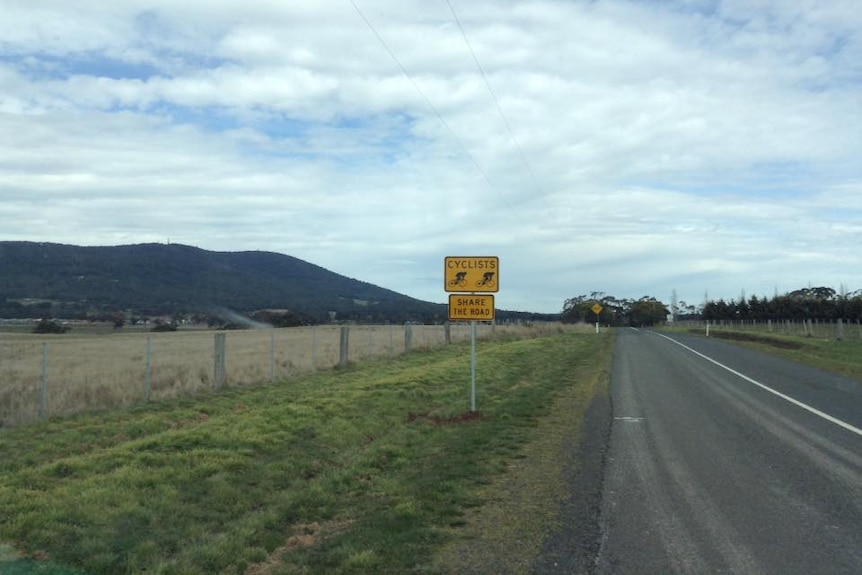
448;294;495;321
444;256;499;293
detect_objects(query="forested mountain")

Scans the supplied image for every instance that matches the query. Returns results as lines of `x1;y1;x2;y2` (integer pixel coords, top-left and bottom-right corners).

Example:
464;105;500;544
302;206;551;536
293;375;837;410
0;242;553;324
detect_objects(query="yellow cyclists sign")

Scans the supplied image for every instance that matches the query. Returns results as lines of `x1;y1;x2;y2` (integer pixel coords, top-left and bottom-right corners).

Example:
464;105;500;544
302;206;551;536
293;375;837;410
444;256;499;293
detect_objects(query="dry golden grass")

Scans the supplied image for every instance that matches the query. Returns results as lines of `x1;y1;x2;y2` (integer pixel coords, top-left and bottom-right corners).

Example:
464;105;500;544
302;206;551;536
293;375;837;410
0;322;569;428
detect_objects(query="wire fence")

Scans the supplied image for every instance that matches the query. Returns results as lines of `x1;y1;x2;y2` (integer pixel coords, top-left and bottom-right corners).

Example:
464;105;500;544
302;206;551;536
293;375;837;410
1;322;567;429
673;318;862;340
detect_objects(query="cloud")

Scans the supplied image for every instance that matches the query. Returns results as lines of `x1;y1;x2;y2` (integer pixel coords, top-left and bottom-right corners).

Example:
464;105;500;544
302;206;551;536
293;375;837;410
0;0;860;313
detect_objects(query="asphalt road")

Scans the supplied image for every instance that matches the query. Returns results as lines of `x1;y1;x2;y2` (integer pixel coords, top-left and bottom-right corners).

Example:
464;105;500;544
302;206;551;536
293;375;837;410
595;329;862;574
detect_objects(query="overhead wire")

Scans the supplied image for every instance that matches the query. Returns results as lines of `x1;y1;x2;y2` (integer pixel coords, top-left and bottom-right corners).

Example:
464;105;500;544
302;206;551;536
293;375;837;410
445;0;549;209
347;0;512;208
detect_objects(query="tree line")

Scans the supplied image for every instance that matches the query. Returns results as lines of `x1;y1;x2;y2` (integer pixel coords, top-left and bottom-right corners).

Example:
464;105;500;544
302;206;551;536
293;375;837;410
701;287;862;322
561;292;669;326
561;285;862;327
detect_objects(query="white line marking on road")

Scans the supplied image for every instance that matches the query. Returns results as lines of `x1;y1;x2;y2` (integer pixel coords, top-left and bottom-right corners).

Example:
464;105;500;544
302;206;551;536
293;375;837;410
614;417;644;422
651;331;862;437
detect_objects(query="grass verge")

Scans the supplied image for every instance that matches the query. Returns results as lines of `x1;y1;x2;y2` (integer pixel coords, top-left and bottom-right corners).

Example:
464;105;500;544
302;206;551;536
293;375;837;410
1;330;613;574
432;329;613;573
665;327;862;382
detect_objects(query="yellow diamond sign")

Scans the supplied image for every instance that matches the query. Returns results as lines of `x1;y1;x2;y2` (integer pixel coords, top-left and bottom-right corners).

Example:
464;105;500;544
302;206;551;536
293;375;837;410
591;303;603;315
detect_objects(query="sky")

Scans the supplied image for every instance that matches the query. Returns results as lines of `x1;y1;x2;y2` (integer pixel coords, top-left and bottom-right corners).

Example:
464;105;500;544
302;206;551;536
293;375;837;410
1;0;860;314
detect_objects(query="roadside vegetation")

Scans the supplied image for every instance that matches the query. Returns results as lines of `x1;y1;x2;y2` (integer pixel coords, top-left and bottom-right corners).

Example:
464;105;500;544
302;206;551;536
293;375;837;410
0;323;546;428
664;325;862;383
0;328;613;574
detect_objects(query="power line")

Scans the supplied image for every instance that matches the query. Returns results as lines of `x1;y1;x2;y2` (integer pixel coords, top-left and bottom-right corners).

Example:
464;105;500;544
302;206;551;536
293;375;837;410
445;0;548;208
348;0;511;208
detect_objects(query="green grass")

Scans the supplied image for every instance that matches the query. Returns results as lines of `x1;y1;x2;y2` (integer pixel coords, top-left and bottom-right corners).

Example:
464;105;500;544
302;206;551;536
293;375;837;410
0;543;86;574
663;326;862;383
1;330;612;575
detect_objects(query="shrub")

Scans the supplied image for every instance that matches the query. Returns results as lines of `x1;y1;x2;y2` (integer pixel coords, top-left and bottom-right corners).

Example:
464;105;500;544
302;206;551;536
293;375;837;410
33;319;70;334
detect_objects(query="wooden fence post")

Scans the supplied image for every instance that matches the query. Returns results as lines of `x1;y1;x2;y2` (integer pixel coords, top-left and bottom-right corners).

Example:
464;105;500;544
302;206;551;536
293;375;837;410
144;336;152;402
339;326;350;367
404;323;413;352
214;333;226;389
311;326;317;371
270;331;276;381
39;343;49;421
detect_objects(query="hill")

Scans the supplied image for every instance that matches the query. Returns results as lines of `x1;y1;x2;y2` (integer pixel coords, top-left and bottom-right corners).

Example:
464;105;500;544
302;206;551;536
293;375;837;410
0;242;445;324
0;242;555;324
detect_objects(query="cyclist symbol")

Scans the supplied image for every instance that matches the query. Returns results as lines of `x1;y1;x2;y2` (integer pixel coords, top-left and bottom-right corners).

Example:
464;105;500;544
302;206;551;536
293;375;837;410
448;272;468;288
476;272;496;288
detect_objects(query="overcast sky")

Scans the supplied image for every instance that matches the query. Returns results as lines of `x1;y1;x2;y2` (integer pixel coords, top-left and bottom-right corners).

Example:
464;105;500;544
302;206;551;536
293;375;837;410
1;0;860;314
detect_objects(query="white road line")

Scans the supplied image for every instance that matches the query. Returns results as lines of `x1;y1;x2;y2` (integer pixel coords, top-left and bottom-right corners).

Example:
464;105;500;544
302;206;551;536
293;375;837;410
651;331;862;437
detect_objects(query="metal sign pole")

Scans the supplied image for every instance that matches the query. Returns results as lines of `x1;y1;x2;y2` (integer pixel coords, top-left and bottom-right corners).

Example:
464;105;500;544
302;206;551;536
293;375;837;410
443;256;499;414
591;303;603;334
470;320;477;412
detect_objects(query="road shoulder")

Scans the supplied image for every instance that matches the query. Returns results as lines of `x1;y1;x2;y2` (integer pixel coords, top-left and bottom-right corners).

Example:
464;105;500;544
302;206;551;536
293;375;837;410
431;335;613;574
532;381;612;574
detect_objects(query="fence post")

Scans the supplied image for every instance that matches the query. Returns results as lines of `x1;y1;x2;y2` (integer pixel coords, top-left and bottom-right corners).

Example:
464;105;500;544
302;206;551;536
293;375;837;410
404;322;413;352
445;322;451;345
144;336;152;402
837;319;845;340
39;343;49;421
311;326;317;371
389;324;394;356
270;330;276;381
214;333;226;389
339;326;350;367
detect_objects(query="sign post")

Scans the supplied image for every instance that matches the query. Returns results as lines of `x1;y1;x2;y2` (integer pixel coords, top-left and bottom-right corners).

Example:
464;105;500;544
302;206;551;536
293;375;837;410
472;322;477;411
591;303;603;334
445;256;499;412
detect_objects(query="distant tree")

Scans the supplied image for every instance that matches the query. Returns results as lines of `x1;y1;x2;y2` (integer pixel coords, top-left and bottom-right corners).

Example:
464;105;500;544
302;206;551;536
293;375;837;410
735;295;750;320
629;297;668;326
677;301;698;319
563;293;670;327
562;293;624;325
561;295;591;324
218;323;249;330
702;285;862;322
703;299;731;321
151;318;177;332
250;310;315;327
33;319;69;334
747;295;766;319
